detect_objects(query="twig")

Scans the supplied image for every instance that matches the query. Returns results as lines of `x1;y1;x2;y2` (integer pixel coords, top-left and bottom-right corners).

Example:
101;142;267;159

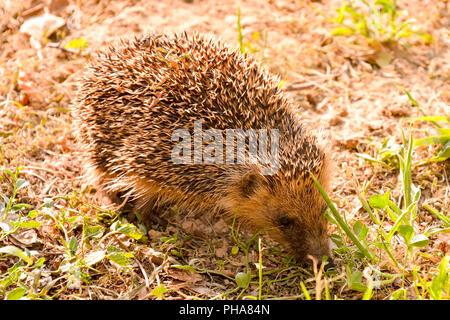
47;42;90;56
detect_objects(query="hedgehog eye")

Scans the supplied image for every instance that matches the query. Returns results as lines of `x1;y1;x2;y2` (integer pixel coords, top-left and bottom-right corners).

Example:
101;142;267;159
278;216;294;227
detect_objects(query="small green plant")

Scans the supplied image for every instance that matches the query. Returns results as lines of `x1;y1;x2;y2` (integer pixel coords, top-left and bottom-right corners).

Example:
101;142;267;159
0;172;147;299
426;255;449;300
410;255;449;300
356;137;402;169
312;173;377;263
399;88;450;165
357;89;449;166
150;284;168;300
330;0;432;44
313;127;448;299
1;167;32;223
414;123;450;164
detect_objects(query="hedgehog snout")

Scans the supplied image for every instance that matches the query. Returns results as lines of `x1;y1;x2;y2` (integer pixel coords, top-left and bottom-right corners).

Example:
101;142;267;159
304;237;333;269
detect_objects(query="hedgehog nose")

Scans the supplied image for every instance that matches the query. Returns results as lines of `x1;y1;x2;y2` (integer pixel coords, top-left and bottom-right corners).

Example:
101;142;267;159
306;240;333;269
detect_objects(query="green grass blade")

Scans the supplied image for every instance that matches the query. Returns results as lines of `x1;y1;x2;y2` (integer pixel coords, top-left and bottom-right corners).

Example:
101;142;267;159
404;116;449;123
423;204;450;227
399;127;414;211
0;245;33;265
300;281;311;300
396;85;442;128
414;135;450;147
311;174;377;262
355;153;393;168
362;282;373;300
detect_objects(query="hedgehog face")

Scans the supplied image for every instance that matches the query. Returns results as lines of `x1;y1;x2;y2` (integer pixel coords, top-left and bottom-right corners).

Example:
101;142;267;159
230;171;332;266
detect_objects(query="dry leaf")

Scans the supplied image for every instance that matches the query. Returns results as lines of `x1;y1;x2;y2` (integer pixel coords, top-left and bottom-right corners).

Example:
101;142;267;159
215;239;229;258
167;268;203;283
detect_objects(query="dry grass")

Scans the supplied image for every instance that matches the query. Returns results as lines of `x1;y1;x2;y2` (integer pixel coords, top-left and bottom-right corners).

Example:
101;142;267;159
0;0;448;300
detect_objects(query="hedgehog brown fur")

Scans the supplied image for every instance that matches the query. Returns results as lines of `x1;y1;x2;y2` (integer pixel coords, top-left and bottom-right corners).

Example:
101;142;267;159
74;32;333;264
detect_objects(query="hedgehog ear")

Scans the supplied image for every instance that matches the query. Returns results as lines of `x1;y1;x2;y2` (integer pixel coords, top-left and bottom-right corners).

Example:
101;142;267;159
239;172;265;198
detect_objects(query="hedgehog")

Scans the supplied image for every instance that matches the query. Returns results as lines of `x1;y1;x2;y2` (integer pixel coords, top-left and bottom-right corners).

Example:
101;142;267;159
73;32;333;265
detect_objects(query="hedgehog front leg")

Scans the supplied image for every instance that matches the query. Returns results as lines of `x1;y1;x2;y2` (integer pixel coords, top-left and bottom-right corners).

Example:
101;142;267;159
134;191;171;228
88;167;127;209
